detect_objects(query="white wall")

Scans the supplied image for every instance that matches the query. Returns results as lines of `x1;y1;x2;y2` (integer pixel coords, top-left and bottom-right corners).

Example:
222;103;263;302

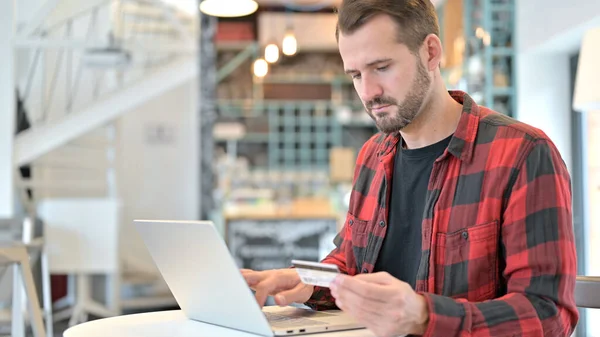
518;0;600;54
516;0;600;172
0;1;15;218
516;54;572;171
117;80;199;273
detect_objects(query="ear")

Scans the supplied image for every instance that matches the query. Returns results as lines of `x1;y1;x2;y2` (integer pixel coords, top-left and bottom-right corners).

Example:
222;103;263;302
421;34;443;71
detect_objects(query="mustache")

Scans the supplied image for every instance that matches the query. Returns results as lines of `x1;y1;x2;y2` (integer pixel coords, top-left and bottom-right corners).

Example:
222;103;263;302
366;96;398;110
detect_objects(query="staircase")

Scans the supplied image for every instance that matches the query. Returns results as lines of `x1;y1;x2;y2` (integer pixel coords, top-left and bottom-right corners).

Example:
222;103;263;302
9;0;199;324
14;0;198;169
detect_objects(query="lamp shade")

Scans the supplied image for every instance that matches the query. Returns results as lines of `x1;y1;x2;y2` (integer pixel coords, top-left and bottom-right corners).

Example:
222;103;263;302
573;28;600;112
199;0;258;18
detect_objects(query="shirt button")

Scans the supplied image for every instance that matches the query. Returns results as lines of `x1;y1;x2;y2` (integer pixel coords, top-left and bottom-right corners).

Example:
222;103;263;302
462;231;469;239
349;219;354;226
379;221;386;228
362;268;368;273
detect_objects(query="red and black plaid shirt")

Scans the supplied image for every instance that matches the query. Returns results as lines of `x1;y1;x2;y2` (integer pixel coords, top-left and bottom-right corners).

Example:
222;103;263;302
307;91;578;336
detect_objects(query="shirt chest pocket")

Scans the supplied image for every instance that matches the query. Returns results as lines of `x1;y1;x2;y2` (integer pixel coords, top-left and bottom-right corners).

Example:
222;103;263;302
347;213;370;271
434;220;499;302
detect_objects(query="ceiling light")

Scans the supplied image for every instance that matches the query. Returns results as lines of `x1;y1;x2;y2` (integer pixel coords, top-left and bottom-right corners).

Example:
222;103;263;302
475;27;485;39
282;31;297;56
482;32;491;46
264;43;280;63
253;58;269;78
199;0;258;18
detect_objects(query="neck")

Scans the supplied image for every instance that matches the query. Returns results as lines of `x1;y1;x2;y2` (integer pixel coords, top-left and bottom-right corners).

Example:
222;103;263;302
399;77;462;149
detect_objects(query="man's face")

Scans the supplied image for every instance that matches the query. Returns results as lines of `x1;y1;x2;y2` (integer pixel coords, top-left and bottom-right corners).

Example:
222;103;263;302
338;14;432;134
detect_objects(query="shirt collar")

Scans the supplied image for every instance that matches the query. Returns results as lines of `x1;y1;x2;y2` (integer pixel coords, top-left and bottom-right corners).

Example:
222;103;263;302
376;90;481;163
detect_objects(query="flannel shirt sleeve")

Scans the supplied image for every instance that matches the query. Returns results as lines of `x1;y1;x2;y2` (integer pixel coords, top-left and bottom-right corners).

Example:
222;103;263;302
421;139;579;337
304;228;349;310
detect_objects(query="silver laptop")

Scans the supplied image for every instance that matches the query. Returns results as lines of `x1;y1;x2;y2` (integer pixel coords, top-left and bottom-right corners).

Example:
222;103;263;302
134;219;364;336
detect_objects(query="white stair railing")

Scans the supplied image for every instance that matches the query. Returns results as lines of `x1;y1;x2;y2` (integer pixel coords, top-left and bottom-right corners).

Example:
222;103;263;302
13;0;198;166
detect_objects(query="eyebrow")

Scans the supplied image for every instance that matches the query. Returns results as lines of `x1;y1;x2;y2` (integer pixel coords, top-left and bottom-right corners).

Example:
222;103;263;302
344;58;392;74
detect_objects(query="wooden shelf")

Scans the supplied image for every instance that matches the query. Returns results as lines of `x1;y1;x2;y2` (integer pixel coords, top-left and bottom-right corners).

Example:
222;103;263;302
224;198;338;220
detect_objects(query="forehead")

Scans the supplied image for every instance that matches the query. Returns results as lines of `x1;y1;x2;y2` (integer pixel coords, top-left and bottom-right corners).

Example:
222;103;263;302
337;14;411;69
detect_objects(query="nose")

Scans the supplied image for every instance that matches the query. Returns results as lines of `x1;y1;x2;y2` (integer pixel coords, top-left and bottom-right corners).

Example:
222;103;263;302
358;75;383;104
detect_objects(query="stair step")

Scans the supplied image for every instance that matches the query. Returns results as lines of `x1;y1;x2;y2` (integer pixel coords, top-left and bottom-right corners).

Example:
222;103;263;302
121;271;160;285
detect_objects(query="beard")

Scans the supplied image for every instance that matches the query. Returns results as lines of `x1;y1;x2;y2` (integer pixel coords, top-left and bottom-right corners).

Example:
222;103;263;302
365;58;431;134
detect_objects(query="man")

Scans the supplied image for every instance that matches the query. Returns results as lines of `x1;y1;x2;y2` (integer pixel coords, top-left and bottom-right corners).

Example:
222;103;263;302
242;0;579;336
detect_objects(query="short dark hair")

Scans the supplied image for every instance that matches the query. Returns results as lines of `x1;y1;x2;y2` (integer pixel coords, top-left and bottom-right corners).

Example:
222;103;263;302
336;0;440;53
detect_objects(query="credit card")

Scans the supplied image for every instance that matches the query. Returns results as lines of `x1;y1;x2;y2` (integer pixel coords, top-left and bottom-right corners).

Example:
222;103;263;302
291;259;340;288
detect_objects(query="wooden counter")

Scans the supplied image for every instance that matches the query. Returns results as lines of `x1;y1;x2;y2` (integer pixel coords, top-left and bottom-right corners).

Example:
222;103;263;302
223;198;340;270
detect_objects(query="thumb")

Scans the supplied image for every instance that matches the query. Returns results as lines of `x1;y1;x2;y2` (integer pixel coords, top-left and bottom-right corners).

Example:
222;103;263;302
274;283;313;307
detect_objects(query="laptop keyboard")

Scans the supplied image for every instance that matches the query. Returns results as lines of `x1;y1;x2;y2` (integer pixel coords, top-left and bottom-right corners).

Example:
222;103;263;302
264;311;328;328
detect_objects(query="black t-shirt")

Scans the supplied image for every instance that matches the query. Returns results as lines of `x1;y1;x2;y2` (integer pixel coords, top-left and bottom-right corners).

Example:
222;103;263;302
373;134;453;288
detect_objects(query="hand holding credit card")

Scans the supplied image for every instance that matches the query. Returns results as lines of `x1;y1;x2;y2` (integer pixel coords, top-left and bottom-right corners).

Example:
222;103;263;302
291;259;340;288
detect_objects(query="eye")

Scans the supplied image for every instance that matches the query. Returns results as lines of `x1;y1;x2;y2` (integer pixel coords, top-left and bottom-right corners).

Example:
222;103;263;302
376;65;389;72
351;73;361;80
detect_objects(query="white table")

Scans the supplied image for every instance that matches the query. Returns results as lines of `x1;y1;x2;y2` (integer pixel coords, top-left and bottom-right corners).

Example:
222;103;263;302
64;310;377;337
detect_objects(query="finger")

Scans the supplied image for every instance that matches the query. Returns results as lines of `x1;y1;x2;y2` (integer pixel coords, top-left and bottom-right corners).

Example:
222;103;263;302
274;283;313;306
254;287;271;307
253;273;296;306
252;277;279;307
334;294;383;336
353;271;396;285
334;296;345;311
334;287;382;320
241;270;265;287
333;275;391;303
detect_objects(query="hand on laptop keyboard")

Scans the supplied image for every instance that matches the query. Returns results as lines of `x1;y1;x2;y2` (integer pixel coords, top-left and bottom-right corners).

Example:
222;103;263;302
241;268;314;307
